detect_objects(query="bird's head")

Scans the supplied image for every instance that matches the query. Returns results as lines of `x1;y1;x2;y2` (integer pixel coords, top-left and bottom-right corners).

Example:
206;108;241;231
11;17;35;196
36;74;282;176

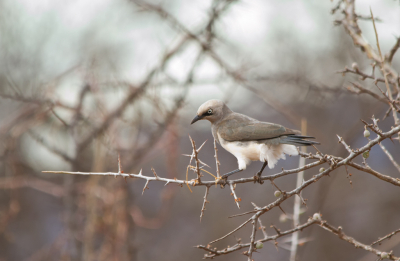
191;99;232;124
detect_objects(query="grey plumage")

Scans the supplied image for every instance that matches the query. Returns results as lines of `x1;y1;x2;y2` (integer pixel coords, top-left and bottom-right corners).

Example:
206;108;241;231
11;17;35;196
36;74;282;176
191;99;319;180
215;112;318;146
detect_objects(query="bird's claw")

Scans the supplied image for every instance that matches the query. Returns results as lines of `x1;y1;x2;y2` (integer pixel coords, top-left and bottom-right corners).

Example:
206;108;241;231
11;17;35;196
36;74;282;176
253;172;264;184
218;175;228;187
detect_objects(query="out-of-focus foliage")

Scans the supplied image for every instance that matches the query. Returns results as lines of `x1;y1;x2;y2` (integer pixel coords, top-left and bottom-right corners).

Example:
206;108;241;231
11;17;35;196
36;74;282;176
0;0;399;260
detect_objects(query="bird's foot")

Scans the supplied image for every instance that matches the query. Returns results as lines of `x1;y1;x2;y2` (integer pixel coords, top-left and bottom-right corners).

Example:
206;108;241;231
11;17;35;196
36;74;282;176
219;175;228;187
253;172;264;184
220;173;229;180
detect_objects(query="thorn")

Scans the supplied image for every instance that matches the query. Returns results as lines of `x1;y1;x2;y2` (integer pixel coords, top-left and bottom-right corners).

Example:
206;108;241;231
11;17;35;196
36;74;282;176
278;206;286;215
151;167;159;179
118;153;122;174
197;139;208;152
142;180;150;195
270;224;281;235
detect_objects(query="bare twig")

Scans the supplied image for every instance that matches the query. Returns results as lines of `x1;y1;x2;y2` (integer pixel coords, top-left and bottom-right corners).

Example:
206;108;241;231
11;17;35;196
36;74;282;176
44;123;400;188
229;184;240;209
142;179;150;195
339;1;398;81
338;67;385;83
385;37;400;63
200;186;211;222
209;217;253;245
247;217;258;261
319;221;399;260
214;139;221;178
199;219;319;258
201;217;400;260
188;136;203;182
347;162;400;187
371;229;400;246
347;82;388;104
258;218;268;239
5;1;400;260
370;8;400;127
378;143;400;173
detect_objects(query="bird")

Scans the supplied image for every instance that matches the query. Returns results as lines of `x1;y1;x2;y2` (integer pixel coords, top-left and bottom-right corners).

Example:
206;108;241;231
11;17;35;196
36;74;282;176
190;99;319;183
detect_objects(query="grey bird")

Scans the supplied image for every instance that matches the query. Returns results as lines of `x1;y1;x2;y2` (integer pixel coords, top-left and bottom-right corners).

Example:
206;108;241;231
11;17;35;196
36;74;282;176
191;100;319;182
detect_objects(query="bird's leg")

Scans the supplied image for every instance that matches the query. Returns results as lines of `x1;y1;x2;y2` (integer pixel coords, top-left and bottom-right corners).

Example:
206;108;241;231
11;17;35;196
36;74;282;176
221;169;243;180
254;161;268;184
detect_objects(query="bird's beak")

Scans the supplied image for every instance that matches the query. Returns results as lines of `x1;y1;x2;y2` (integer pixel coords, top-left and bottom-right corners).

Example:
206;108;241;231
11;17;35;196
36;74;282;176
191;114;204;125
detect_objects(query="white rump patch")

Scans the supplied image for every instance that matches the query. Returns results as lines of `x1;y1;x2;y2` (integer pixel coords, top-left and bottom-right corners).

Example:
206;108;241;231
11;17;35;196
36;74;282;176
260;144;298;169
218;133;299;170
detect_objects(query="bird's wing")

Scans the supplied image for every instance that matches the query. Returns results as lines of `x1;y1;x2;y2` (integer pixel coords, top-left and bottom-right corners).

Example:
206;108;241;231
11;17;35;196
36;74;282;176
217;113;299;142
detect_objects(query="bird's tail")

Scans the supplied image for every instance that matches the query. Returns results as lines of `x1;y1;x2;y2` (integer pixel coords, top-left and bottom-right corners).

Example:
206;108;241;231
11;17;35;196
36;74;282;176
280;135;320;146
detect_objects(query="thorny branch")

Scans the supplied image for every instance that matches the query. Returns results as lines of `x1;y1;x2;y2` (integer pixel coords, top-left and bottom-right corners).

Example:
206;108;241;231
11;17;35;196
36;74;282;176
229;184;241;209
198;219;319;258
198;217;400;260
214;139;221;178
319;221;399;260
3;0;400;260
44;119;400;260
371;229;400;246
386;37;400;64
44;122;400;187
337;0;399;83
378;143;400;173
200;186;211;222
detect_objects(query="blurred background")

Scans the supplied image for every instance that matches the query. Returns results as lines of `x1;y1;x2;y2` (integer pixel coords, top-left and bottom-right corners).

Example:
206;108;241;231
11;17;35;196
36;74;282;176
0;0;399;260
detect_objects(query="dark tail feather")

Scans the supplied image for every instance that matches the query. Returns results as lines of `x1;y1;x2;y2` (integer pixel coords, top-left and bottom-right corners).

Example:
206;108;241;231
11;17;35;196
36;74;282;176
281;135;320;146
288;135;316;139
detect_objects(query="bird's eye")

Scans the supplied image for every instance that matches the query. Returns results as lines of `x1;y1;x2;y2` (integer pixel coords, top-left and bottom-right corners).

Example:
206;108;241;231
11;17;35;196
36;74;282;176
207;109;213;114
